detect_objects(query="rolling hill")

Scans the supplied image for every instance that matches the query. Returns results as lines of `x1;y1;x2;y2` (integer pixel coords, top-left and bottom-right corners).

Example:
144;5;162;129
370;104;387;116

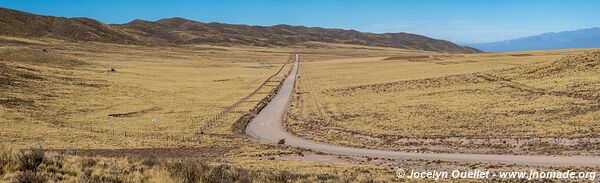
0;7;139;44
0;7;480;53
467;28;600;52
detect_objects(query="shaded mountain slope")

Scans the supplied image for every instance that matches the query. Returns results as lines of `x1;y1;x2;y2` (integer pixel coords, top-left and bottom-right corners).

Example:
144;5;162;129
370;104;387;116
115;18;481;53
0;7;140;44
0;7;480;53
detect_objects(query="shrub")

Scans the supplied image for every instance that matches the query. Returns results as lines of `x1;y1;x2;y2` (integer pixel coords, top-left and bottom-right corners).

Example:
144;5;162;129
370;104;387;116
206;164;233;183
78;169;94;183
0;152;6;175
142;157;159;168
45;154;64;169
228;168;253;183
80;158;97;170
168;161;203;183
270;170;294;182
78;168;112;183
14;171;47;183
18;149;45;172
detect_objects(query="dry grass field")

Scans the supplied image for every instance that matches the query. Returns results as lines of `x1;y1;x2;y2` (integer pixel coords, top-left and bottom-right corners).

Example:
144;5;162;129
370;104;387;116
1;37;454;181
0;147;394;182
0;36;297;149
287;49;600;155
2;35;599;182
0;37;444;149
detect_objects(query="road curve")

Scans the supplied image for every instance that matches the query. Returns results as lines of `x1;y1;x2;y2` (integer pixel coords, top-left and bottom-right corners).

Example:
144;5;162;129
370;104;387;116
246;54;600;166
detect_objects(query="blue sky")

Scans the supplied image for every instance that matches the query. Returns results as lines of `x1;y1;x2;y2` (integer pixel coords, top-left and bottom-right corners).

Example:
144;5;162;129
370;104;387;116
1;0;599;43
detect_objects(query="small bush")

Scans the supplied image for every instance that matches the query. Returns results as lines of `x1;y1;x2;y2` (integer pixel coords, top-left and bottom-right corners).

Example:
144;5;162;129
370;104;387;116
18;149;45;172
80;158;97;170
78;169;93;182
168;161;203;183
14;171;47;183
45;154;64;169
206;164;233;183
142;157;159;168
0;152;6;175
270;170;294;182
228;168;253;183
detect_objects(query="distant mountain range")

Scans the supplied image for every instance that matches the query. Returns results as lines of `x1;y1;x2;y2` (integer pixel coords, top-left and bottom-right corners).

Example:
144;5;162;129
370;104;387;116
0;7;480;53
467;28;600;52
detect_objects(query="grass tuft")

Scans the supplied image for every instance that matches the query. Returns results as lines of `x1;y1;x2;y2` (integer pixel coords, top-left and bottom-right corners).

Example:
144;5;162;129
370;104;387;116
14;171;47;183
17;149;44;172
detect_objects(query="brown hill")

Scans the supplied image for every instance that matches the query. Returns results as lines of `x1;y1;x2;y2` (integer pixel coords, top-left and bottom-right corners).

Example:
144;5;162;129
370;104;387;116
116;18;481;53
0;7;140;44
0;7;480;53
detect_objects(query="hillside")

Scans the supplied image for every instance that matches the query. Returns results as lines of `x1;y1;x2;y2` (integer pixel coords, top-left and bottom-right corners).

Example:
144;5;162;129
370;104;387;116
0;7;140;44
467;28;600;52
0;7;480;53
520;50;600;78
499;49;599;77
115;18;481;53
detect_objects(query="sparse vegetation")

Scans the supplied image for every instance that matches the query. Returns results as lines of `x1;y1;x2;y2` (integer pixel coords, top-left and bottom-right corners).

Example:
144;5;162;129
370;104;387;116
1;2;599;182
17;148;44;172
0;147;397;182
14;171;47;183
0;36;447;181
0;38;295;149
1;25;599;181
288;49;599;155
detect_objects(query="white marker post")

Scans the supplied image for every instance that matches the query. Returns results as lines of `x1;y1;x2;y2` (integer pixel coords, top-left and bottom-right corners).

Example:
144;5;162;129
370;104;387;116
151;116;157;131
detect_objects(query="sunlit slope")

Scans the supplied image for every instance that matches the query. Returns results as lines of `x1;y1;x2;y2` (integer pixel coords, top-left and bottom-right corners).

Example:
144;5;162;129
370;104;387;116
0;41;291;148
288;49;598;155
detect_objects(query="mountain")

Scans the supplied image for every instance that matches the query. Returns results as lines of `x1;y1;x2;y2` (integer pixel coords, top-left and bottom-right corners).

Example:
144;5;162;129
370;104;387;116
0;7;140;44
114;18;481;53
467;28;600;52
0;7;480;53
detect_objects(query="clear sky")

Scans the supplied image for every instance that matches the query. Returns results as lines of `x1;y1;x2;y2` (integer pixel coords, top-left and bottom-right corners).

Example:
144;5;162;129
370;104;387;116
1;0;599;43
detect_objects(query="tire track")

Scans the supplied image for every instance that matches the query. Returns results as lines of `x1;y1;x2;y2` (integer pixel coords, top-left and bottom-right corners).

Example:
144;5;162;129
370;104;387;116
246;54;600;166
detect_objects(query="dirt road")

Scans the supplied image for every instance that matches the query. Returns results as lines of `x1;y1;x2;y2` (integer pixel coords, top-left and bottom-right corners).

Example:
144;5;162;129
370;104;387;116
245;54;600;166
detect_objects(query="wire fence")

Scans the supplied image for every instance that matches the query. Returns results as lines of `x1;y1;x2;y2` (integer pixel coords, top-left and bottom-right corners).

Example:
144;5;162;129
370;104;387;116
74;124;202;143
198;55;295;133
61;55;297;144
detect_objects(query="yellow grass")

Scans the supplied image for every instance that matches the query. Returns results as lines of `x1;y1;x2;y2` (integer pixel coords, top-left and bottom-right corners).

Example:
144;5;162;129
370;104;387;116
1;37;458;181
0;40;298;149
2;36;599;181
288;49;599;155
0;37;461;150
